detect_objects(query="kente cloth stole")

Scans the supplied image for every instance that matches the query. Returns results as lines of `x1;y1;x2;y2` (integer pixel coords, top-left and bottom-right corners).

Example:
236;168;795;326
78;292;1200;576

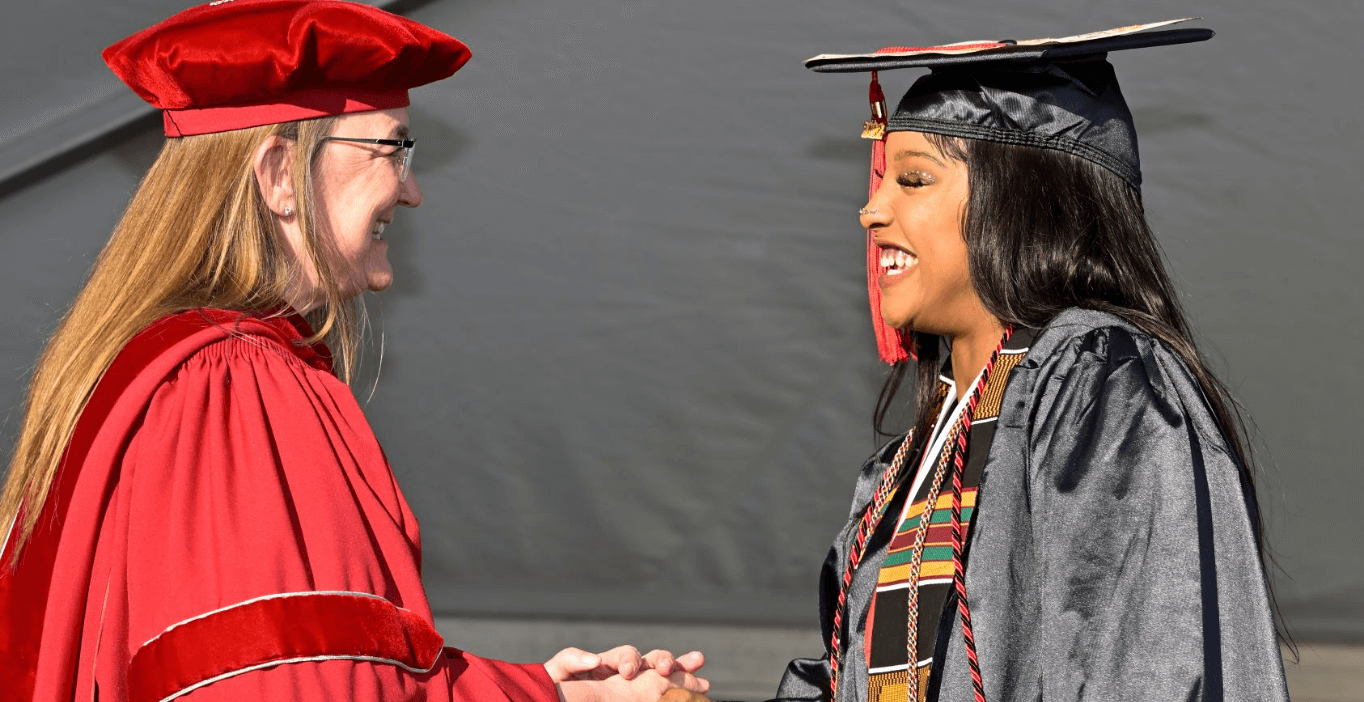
864;327;1036;702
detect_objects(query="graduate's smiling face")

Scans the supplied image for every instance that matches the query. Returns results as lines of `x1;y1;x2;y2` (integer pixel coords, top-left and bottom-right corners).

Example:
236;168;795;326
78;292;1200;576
312;107;423;298
860;130;986;337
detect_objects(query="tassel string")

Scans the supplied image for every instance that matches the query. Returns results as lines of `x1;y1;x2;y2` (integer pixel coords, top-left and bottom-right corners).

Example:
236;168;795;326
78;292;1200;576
861;71;910;365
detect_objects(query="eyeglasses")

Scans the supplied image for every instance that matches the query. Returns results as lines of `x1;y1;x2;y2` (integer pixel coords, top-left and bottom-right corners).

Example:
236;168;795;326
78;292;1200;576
319;136;417;182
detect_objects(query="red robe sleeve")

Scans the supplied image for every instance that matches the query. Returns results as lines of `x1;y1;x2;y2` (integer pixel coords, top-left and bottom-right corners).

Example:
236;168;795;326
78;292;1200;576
76;329;556;702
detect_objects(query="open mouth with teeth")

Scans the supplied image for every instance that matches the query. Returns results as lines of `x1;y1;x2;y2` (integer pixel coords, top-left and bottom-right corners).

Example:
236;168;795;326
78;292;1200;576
878;245;918;276
371;221;387;241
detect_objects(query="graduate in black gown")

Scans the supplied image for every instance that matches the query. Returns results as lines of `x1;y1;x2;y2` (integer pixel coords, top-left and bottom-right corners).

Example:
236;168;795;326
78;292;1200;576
668;19;1289;702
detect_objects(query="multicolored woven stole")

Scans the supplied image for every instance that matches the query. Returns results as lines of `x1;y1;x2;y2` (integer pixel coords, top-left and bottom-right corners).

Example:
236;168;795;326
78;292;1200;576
905;327;1010;702
869;326;1034;702
830;325;1027;702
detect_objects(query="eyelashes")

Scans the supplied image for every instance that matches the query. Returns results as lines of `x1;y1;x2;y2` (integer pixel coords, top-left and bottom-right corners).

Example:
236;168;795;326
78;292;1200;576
895;170;936;188
871;169;937;190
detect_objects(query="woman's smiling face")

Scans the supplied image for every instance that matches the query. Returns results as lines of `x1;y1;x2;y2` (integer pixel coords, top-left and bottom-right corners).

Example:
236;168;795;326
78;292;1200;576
313;107;423;299
861;130;988;338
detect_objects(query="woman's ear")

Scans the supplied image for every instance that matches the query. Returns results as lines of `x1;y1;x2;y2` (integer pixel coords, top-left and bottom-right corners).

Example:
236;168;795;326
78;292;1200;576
254;134;317;311
253;135;296;217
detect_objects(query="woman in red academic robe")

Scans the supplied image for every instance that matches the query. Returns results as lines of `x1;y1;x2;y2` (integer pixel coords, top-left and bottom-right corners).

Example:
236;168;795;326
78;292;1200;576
0;3;707;701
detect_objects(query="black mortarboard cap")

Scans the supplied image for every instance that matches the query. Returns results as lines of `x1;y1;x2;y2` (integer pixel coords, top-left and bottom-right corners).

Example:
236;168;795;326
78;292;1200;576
805;20;1214;364
806;19;1215;189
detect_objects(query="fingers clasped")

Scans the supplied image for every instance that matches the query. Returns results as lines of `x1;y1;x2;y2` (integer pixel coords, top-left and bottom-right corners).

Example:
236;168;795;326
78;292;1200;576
548;645;709;702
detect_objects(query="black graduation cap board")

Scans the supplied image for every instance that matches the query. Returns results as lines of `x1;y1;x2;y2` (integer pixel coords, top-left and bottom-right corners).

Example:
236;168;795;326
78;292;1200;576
806;19;1213;189
805;18;1213;73
808;19;1215;364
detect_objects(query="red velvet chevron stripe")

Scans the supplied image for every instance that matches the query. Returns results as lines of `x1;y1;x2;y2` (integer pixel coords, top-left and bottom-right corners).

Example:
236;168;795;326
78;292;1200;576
128;591;445;702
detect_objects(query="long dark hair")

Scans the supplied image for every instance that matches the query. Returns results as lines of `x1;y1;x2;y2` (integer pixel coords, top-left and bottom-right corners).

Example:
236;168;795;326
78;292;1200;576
876;134;1219;435
872;135;1285;639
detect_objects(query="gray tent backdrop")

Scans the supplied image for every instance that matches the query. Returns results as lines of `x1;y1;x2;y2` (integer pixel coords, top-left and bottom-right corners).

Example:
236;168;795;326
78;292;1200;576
1;0;1359;643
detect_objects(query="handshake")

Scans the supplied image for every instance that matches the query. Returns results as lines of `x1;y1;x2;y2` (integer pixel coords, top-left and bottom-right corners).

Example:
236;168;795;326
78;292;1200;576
545;645;714;702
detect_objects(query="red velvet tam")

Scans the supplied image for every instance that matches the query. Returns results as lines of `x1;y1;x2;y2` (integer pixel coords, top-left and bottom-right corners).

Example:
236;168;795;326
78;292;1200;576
103;0;471;137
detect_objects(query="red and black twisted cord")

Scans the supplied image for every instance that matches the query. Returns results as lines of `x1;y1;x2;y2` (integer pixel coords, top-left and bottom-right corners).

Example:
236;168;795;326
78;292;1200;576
948;323;1013;702
828;429;915;699
829;323;1012;701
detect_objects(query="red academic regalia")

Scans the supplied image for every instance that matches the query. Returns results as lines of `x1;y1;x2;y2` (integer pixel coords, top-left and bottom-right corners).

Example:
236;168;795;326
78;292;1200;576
0;309;557;702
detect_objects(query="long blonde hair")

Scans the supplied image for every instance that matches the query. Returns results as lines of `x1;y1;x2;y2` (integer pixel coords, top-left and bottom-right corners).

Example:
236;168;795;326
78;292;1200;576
1;115;366;559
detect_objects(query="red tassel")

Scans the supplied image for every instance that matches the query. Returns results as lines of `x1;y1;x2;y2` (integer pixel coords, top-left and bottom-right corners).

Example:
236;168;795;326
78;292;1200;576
863;72;910;364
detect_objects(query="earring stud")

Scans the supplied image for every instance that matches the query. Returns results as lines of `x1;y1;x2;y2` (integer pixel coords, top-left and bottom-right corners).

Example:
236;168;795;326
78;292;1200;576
283;206;293;216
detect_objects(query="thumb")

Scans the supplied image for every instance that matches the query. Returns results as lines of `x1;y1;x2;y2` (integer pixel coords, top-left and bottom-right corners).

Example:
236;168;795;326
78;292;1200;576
544;647;603;682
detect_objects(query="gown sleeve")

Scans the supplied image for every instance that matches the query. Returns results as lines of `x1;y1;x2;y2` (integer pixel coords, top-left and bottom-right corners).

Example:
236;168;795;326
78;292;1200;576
770;547;836;701
101;335;556;702
772;443;900;702
1023;326;1287;701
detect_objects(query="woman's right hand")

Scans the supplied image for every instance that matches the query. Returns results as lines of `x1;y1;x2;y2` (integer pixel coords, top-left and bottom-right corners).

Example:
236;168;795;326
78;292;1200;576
549;646;709;702
557;668;709;702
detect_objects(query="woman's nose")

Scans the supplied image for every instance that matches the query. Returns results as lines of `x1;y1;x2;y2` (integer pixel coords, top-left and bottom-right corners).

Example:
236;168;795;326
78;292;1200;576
858;203;889;229
400;171;423;208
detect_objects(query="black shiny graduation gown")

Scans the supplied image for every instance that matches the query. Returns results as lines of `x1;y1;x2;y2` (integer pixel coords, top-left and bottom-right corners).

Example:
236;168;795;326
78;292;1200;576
773;309;1289;702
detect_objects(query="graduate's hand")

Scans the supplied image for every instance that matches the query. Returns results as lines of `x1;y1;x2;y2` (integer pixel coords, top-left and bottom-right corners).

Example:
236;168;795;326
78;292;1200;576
644;649;706;678
657;690;714;702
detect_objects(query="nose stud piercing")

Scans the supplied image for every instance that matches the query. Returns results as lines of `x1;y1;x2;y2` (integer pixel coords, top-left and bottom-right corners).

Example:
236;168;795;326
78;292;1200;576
859;207;879;215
